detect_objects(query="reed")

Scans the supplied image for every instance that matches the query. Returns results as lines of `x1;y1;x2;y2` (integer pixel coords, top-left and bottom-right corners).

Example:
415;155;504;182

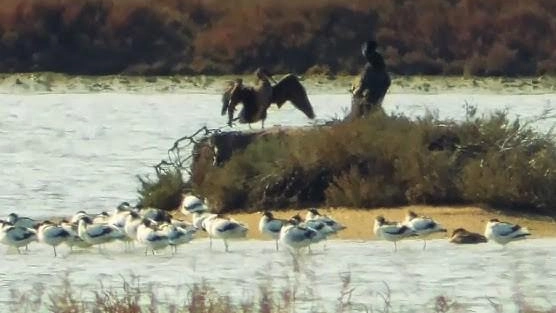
8;274;555;313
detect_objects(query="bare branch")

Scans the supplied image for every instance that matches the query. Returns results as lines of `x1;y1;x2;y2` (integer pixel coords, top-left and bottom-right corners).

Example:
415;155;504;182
153;124;232;176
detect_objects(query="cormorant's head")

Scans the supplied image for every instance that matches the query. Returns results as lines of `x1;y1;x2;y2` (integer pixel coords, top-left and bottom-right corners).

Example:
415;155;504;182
255;67;273;81
361;40;378;59
233;78;243;87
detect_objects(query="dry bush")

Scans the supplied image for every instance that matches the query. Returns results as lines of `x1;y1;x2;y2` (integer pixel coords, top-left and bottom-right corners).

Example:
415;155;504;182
485;43;517;76
191;110;556;214
325;164;404;207
463;55;486;77
537;57;556;75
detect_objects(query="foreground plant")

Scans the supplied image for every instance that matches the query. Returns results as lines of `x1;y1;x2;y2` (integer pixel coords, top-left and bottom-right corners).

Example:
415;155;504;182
8;274;555;313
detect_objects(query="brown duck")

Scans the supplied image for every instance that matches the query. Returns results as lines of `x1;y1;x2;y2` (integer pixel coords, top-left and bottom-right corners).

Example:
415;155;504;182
449;228;488;244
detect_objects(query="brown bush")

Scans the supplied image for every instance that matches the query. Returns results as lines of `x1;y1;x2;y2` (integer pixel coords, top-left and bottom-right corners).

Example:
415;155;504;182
485;43;517;76
183;111;556;214
1;0;554;75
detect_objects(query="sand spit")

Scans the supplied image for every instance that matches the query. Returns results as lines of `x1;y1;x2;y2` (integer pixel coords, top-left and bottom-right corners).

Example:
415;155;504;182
173;205;556;240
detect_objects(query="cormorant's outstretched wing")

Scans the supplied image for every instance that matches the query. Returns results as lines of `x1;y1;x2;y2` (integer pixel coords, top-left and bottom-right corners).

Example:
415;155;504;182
271;74;315;119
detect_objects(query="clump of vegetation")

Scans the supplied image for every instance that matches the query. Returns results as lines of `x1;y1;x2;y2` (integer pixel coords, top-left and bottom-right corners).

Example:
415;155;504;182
137;168;187;211
192;108;556;214
0;0;555;75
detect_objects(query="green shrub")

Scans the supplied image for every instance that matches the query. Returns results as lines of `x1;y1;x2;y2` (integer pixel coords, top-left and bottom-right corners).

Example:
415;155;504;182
137;168;186;211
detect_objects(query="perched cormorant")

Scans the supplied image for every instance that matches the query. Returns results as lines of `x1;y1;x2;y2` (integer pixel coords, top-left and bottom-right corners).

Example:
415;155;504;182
348;40;391;120
221;68;315;128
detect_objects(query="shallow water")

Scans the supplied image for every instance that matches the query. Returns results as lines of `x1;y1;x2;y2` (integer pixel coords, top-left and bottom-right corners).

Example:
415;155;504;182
1;239;555;312
1;80;556;312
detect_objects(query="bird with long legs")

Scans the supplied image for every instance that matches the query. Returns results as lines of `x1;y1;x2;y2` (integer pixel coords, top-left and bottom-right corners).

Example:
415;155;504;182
279;217;317;253
258;211;287;251
403;211;447;250
0;220;37;254
161;223;197;255
136;219;170;255
291;214;335;252
222;68;315;129
60;219;92;251
202;214;248;252
373;216;416;252
37;221;71;257
77;216;125;252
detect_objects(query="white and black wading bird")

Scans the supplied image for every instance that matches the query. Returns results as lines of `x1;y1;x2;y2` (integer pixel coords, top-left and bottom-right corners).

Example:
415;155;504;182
258;211;287;251
403;210;447;250
484;218;531;246
373;216;416;251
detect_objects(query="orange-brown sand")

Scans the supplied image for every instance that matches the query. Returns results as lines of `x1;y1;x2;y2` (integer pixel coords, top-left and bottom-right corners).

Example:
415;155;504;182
173;205;556;240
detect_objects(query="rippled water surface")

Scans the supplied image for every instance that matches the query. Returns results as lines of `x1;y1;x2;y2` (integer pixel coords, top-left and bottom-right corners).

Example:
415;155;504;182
1;82;556;312
1;239;555;312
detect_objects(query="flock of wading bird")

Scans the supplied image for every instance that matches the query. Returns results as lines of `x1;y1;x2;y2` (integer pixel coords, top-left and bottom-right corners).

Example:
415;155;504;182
0;195;532;256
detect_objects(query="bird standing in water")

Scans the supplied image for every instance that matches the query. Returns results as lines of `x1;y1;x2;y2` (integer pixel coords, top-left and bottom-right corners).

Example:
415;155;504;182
221;68;315;129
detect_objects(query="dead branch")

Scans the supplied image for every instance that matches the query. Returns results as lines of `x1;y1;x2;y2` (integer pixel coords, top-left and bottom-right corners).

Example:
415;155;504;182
153;124;231;176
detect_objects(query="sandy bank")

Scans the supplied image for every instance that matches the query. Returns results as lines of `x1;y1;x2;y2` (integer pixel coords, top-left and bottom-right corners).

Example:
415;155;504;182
174;205;556;240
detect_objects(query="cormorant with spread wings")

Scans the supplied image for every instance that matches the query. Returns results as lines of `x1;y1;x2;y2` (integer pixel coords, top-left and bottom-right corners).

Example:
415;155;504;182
221;68;315;128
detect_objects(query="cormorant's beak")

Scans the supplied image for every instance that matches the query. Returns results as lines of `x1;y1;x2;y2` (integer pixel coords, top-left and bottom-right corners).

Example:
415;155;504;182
261;69;277;84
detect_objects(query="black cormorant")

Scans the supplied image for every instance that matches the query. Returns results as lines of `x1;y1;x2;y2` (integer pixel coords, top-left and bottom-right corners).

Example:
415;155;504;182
222;68;315;128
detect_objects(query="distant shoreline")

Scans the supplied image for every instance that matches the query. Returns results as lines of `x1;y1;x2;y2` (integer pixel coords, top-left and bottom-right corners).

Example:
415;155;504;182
1;73;555;95
173;205;556;240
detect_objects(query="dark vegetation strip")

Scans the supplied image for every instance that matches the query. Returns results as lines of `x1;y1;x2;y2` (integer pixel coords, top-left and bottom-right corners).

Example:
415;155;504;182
138;108;556;215
0;0;555;76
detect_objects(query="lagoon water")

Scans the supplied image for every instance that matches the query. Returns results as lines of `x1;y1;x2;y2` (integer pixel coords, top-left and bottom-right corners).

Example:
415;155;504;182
1;238;555;312
1;79;556;312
